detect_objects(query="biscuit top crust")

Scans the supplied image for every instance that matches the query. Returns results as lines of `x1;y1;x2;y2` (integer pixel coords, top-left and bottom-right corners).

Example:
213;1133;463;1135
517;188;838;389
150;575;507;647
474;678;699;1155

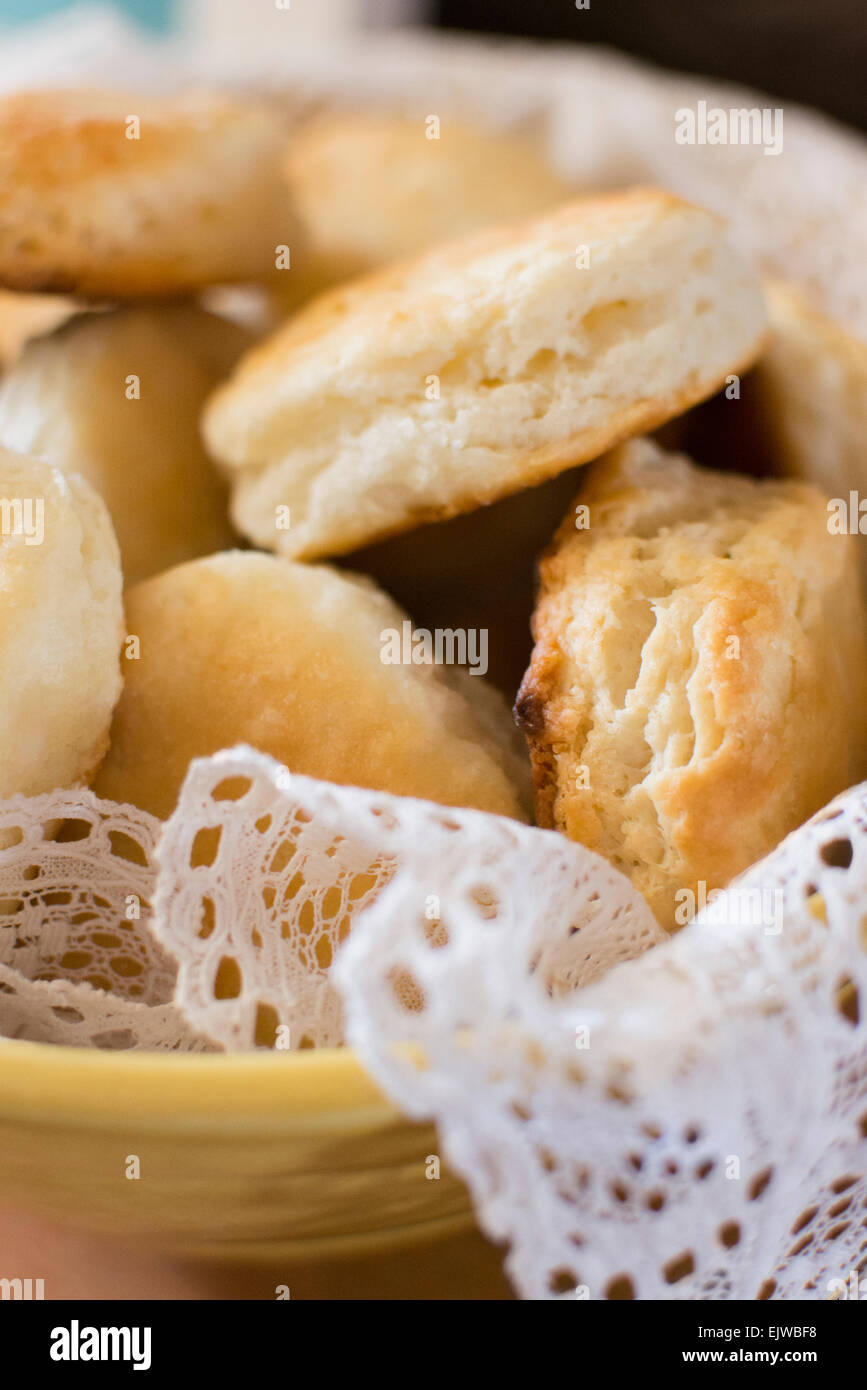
0;88;294;296
0;85;285;189
0;85;280;173
215;188;708;390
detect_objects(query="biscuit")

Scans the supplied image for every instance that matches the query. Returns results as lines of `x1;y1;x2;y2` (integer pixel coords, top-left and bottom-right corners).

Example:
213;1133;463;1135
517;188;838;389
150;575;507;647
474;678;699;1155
92;551;531;822
655;282;867;540
0;288;74;368
203;189;768;561
750;281;867;567
0;305;247;584
0;88;296;298
271;110;574;312
516;438;867;929
0;445;123;797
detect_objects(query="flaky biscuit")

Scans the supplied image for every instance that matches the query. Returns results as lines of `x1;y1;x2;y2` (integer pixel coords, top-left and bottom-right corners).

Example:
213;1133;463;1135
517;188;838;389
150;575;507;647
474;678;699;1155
271;110;574;312
0;89;296;298
516;438;867;929
0;305;246;584
92;551;531;822
0;445;123;797
204;189;768;561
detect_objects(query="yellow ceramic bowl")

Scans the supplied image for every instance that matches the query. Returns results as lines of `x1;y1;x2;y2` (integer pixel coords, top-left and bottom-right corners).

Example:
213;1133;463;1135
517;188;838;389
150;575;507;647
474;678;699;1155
0;1041;511;1296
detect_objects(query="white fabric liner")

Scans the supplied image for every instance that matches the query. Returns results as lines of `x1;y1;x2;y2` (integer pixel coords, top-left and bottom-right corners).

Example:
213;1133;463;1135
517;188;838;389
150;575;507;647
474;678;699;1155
339;777;867;1301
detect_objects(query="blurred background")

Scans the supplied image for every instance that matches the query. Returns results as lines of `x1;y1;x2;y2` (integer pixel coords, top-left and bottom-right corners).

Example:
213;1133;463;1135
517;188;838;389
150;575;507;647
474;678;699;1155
438;0;866;133
0;0;863;131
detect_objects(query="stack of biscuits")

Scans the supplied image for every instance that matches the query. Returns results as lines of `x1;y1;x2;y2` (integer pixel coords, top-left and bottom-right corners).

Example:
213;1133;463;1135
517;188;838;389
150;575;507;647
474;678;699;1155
0;87;865;935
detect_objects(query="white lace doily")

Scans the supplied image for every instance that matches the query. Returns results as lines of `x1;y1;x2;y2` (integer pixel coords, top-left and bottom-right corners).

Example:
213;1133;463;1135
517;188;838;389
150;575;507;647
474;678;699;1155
0;788;212;1050
2;754;866;1301
151;748;394;1050
149;746;664;1051
337;782;867;1300
0;748;663;1055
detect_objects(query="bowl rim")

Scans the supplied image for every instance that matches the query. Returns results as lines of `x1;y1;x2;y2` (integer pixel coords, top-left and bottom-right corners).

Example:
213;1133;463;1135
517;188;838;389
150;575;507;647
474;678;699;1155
0;1041;401;1125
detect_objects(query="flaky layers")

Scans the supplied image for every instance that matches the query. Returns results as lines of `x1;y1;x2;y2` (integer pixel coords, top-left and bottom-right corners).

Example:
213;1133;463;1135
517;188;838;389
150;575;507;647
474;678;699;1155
203;189;768;560
92;551;531;822
516;438;867;929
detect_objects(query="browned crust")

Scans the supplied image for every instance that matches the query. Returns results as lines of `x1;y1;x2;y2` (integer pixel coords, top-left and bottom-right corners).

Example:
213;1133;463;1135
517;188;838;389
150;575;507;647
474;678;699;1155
513;657;560;831
0;263;247;300
0;89;291;299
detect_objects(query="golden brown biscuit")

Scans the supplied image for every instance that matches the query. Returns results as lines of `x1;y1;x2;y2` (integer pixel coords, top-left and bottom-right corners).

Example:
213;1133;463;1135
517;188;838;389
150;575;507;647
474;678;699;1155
92;551;531;822
204;189;768;561
0;445;123;797
270;110;574;313
0;305;247;584
0;89;296;298
516;438;867;929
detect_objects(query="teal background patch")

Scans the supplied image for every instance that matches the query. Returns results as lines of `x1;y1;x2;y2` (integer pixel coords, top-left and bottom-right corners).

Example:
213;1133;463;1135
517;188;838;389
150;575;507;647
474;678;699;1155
0;1;176;32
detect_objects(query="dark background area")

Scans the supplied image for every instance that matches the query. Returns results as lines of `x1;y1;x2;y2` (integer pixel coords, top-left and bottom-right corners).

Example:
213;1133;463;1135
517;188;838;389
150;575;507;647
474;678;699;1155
435;0;867;134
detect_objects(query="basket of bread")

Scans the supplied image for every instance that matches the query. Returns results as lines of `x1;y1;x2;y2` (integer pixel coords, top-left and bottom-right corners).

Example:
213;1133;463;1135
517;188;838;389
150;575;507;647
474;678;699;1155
0;29;865;1300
